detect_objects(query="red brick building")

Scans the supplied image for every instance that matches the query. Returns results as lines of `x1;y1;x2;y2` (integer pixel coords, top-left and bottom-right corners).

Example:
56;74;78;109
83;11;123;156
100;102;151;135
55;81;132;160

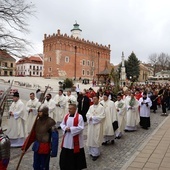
43;23;111;80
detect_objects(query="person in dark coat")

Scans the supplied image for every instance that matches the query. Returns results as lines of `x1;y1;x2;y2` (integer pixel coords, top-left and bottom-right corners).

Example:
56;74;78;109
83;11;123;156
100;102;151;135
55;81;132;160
150;90;158;113
77;91;90;122
159;87;168;116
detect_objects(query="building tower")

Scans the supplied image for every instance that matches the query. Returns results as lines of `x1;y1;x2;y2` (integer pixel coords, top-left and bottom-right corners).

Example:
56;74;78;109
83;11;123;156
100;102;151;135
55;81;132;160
120;52;126;86
71;21;82;38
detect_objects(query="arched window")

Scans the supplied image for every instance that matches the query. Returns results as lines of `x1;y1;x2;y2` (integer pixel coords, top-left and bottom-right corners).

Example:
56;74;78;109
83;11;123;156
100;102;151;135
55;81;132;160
65;56;69;63
82;69;85;76
87;60;90;66
91;61;94;67
82;60;86;66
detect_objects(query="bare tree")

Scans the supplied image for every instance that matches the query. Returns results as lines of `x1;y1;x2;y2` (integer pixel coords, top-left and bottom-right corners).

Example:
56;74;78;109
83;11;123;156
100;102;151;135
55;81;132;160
0;0;35;56
148;53;158;76
157;53;170;70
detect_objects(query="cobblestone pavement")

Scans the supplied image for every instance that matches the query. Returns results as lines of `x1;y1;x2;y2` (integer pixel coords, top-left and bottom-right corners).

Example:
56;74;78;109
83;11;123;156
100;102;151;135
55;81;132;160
6;108;168;170
0;77;168;170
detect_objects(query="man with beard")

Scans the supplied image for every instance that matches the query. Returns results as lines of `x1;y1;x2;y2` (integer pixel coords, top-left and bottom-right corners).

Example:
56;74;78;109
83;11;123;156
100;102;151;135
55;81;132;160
59;104;87;170
44;93;56;120
139;91;152;130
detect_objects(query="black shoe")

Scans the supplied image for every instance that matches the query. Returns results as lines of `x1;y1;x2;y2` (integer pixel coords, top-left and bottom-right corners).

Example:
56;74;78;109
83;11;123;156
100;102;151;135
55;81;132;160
142;127;148;130
116;136;121;139
57;126;61;129
102;141;109;146
111;140;115;144
124;129;129;132
92;156;99;161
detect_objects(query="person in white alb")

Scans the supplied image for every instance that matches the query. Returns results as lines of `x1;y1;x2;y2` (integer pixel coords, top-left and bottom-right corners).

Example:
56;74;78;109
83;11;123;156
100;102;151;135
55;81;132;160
44;93;56;120
125;92;140;132
86;95;105;161
53;90;67;128
115;94;127;138
26;92;41;134
6;92;27;147
100;93;117;145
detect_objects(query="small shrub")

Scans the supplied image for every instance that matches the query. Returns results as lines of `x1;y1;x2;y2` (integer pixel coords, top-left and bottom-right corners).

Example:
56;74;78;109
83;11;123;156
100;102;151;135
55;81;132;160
64;78;73;88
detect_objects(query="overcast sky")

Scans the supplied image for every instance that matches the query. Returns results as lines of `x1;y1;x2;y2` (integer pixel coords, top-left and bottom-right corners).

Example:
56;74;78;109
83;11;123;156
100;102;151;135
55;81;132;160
25;0;170;65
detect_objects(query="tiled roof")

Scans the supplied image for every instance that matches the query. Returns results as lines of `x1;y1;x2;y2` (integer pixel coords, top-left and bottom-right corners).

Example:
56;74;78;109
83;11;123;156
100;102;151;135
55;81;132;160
0;50;15;61
29;56;42;62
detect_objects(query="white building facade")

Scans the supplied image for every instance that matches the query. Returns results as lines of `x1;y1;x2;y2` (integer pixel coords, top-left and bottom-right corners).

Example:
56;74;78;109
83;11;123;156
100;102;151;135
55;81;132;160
16;55;43;77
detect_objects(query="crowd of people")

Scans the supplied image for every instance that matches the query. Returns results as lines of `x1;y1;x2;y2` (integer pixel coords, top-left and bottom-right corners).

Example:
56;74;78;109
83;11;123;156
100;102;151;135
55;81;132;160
3;82;170;169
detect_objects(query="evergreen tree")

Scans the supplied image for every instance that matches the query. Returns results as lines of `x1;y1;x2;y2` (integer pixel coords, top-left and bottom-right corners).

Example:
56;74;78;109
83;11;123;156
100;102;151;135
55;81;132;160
126;52;140;82
109;66;120;94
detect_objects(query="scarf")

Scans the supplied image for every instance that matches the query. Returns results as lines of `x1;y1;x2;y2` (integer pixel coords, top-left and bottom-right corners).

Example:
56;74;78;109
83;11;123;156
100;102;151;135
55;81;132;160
61;113;80;153
129;98;135;107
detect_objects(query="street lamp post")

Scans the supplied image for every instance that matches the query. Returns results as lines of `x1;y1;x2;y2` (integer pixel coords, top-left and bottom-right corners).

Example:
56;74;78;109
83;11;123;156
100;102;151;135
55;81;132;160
98;52;100;85
74;46;77;81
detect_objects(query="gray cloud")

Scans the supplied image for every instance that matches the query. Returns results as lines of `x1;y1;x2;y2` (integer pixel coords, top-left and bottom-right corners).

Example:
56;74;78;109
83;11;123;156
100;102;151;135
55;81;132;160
24;0;170;64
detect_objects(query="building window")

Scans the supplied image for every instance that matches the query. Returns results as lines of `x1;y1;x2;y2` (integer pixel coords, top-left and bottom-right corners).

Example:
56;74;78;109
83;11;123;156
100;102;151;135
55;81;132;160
49;57;51;62
30;65;32;69
82;60;86;65
65;56;69;63
87;70;90;76
33;72;35;75
11;63;13;67
33;66;35;70
48;67;52;72
91;61;94;67
4;62;7;67
91;71;94;76
37;72;38;75
87;60;90;66
82;69;85;76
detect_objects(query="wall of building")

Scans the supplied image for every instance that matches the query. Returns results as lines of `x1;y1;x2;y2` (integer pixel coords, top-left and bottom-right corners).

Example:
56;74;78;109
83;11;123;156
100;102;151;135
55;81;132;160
16;63;43;76
0;59;16;76
43;30;111;80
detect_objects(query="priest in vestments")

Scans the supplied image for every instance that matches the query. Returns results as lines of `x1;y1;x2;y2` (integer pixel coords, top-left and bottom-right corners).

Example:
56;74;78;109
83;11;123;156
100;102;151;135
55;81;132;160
100;93;117;145
53;90;67;128
44;93;56;119
125;92;140;132
139;92;152;130
26;92;41;134
60;104;87;170
86;95;105;161
115;94;127;138
6;92;27;147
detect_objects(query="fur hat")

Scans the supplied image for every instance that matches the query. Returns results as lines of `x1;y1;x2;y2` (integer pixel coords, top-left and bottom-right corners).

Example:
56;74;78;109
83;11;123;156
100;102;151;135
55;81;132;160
13;92;19;97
